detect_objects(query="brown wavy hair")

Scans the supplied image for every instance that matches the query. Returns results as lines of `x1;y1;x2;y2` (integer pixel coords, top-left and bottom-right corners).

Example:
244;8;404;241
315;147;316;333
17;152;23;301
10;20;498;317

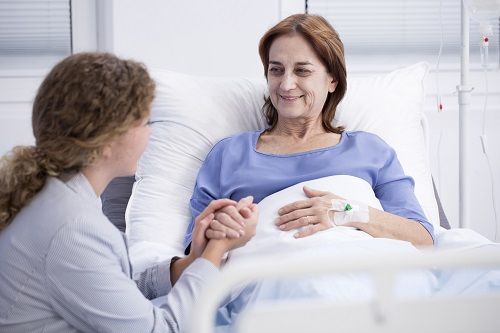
0;52;155;230
259;14;347;133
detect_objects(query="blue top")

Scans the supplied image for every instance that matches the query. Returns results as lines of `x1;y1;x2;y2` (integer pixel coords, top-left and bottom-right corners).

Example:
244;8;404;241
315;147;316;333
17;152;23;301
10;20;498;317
184;130;434;248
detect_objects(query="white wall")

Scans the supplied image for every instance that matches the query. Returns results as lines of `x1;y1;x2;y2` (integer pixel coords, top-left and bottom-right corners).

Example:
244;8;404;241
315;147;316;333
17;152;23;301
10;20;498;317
0;0;499;241
109;0;281;78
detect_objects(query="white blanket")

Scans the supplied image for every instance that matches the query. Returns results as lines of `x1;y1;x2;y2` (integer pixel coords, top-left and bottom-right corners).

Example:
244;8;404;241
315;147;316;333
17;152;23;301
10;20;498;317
229;175;386;261
152;176;500;328
228;174;498;261
211;176;500;328
217;176;434;322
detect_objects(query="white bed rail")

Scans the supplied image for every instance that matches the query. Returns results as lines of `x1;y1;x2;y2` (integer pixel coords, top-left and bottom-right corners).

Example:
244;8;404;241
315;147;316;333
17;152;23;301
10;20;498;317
188;249;500;333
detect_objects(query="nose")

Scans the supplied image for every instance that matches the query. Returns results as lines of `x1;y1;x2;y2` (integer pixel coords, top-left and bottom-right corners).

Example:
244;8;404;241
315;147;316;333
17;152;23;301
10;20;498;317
279;72;297;91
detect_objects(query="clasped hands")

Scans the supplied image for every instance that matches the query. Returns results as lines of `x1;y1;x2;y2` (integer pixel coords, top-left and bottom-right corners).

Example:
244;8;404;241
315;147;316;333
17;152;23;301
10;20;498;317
190;196;259;258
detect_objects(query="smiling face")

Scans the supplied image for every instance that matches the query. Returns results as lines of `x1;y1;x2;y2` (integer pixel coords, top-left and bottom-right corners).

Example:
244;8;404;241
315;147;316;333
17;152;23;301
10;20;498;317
267;33;337;123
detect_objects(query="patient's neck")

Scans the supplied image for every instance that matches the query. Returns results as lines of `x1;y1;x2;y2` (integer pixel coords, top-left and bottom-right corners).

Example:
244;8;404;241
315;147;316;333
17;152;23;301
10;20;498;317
271;118;325;140
257;119;341;155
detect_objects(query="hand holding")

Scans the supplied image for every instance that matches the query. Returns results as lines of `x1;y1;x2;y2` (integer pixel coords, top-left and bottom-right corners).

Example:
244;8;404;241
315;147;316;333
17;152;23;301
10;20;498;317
205;196;254;240
190;199;237;258
210;203;259;252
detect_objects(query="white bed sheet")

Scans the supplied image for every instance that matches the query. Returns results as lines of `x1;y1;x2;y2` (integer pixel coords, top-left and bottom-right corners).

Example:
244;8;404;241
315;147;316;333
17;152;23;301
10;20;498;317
152;176;500;330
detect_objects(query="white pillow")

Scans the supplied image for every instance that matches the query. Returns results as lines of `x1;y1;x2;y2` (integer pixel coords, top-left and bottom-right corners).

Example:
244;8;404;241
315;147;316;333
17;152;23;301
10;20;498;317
125;71;268;272
125;63;439;272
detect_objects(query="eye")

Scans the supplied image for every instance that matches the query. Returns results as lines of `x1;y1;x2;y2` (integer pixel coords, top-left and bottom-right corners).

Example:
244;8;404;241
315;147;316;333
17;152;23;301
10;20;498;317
295;68;311;76
268;66;284;75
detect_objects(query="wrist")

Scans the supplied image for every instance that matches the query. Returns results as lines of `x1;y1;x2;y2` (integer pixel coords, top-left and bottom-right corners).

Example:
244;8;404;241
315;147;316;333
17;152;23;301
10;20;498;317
170;254;196;286
201;240;230;268
184;252;197;265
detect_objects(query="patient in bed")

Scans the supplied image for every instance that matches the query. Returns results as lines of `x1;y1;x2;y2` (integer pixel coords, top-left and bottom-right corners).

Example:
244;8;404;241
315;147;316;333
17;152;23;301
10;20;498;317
184;13;434;254
180;14;437;328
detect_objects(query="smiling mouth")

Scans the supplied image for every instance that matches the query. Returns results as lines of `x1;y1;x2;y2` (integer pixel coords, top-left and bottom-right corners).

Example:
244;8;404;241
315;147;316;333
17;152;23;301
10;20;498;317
280;95;302;101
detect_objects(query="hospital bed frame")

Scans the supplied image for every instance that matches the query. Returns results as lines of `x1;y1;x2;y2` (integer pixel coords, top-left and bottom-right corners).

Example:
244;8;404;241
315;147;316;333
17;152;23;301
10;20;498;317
189;250;500;333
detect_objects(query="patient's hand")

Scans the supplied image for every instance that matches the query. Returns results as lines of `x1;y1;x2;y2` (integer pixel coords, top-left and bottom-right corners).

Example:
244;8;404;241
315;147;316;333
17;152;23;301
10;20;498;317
275;186;343;238
209;203;259;252
190;198;258;268
190;199;237;258
205;196;254;240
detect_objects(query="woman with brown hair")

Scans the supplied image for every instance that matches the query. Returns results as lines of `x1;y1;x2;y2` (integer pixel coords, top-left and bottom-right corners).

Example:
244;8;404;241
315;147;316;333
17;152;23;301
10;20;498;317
0;52;257;332
181;14;434;328
185;13;433;255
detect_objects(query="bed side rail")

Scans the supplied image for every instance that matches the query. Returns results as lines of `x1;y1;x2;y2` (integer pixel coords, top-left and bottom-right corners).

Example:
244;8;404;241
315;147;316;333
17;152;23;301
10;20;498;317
188;249;500;333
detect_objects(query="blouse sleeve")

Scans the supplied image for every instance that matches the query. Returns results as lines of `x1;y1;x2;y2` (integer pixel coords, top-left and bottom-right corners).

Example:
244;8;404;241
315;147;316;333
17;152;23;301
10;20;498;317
45;220;217;333
134;258;173;299
374;146;435;242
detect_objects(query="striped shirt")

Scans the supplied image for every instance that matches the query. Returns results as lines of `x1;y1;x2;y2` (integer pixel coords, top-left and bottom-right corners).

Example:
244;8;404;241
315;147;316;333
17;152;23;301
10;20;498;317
0;173;217;332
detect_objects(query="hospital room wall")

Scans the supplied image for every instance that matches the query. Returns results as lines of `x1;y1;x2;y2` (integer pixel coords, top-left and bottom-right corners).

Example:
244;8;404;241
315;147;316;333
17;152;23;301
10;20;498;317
0;0;499;241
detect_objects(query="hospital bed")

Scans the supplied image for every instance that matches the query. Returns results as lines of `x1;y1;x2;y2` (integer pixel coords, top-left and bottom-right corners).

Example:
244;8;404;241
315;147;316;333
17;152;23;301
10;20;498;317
192;250;500;333
101;63;500;332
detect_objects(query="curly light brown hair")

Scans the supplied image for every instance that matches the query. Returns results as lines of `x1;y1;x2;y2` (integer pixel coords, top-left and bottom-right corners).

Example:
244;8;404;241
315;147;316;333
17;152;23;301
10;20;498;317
259;14;347;133
0;52;155;230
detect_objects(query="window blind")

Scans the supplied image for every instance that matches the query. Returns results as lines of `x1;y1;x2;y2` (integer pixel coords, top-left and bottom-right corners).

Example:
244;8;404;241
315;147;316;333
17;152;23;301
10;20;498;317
307;0;499;62
0;0;71;56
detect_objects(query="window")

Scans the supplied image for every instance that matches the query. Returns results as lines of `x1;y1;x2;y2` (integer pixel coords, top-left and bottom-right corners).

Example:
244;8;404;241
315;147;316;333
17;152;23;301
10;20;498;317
0;0;72;70
306;0;500;69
